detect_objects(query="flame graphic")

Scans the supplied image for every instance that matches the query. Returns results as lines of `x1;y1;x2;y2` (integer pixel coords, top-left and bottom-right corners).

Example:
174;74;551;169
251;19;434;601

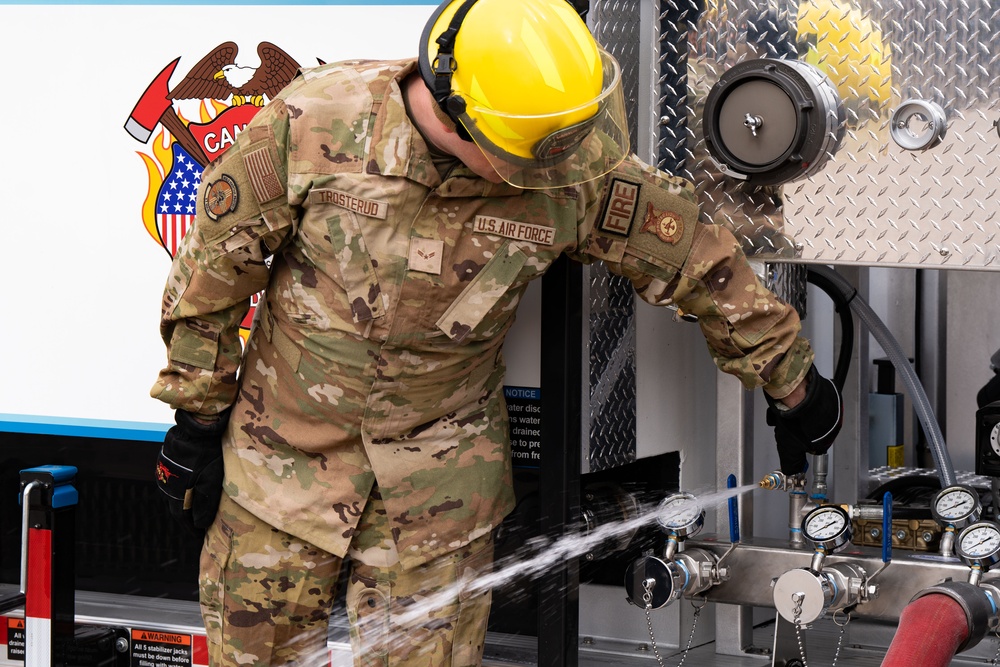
137;129;172;248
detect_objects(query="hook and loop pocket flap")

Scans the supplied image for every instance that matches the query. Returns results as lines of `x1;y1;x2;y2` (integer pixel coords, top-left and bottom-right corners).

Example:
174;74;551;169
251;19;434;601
435;242;527;343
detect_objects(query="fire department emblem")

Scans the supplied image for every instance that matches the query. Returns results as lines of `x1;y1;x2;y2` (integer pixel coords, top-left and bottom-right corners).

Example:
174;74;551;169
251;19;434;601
640;203;684;245
125;42;302;338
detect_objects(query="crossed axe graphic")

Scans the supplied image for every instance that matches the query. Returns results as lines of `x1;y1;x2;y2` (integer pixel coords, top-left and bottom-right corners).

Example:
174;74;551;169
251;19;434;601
124;59;210;167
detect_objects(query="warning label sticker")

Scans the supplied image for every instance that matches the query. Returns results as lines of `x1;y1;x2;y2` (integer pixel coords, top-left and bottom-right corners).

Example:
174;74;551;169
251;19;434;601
504;386;542;468
130;629;192;667
7;618;25;662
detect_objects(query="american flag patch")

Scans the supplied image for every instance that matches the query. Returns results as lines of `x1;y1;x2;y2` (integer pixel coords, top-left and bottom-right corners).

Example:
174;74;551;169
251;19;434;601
244;147;284;204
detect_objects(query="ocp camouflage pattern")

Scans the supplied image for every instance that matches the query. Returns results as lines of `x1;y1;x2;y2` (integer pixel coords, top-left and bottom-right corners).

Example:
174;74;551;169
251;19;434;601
152;58;813;570
200;492;492;667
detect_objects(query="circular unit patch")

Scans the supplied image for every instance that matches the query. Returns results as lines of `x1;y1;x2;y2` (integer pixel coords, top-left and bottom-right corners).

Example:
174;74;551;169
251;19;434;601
204;175;239;221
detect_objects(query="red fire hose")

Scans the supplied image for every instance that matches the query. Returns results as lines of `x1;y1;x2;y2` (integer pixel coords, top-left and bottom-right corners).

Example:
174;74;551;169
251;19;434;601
882;593;969;667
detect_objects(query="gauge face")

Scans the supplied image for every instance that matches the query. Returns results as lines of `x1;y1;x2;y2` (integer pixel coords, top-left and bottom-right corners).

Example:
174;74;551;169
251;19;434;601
656;493;704;536
801;505;852;552
804;507;847;540
932;486;981;528
957;522;1000;566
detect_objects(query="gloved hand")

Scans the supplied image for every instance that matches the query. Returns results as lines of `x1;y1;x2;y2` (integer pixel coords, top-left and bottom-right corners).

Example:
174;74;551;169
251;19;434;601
156;409;230;534
765;365;843;475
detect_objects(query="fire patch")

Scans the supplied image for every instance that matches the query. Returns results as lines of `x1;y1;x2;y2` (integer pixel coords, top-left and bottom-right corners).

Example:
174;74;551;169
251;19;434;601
597;178;640;236
204;175;239;220
641;203;684;245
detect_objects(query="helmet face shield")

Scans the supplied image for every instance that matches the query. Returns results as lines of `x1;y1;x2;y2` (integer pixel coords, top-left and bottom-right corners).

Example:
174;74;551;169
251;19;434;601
456;48;630;189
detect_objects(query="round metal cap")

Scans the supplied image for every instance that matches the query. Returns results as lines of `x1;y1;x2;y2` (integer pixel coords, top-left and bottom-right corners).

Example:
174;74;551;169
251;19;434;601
889;99;947;151
703;58;845;186
624;556;677;610
717;79;798;166
773;568;832;625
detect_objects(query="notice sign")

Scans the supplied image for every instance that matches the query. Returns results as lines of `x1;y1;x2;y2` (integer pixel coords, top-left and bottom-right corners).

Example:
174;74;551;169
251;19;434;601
7;618;24;661
504;386;542;468
131;629;192;667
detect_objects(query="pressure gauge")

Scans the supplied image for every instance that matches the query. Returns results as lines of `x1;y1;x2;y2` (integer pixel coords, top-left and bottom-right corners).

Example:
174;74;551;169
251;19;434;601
931;485;982;530
956;521;1000;570
802;505;852;553
655;493;705;538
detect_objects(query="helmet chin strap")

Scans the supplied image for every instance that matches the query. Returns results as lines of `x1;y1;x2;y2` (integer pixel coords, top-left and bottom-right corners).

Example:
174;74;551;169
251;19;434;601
428;94;461;134
428;0;479;141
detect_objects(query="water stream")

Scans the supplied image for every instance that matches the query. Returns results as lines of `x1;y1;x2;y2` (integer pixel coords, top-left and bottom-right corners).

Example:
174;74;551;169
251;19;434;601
389;483;759;630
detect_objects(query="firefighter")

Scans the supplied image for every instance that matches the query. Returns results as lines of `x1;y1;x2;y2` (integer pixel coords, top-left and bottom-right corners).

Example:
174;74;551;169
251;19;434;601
151;0;843;665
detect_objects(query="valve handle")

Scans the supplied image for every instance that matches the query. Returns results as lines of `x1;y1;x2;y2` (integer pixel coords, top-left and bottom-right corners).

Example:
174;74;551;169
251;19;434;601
727;474;740;543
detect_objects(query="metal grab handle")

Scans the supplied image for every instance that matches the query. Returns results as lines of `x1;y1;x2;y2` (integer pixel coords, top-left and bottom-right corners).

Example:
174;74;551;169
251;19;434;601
20;481;41;594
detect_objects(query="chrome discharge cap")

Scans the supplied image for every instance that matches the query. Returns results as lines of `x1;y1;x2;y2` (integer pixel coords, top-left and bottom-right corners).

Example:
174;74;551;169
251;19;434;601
703;58;845;186
624;556;680;609
773;568;834;625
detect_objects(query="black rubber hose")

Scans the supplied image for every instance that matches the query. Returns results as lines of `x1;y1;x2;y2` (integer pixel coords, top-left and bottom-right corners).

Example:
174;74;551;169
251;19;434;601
805;267;855;392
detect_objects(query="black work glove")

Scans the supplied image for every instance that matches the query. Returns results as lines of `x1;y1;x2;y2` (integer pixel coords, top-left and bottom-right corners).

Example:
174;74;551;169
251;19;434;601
765;365;843;475
156;409;230;535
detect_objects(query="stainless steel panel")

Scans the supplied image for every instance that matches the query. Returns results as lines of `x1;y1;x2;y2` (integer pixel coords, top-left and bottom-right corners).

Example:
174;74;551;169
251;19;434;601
690;535;987;621
666;0;1000;270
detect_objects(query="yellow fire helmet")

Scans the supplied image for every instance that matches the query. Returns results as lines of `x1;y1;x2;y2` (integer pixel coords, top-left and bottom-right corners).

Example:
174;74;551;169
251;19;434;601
418;0;630;188
795;0;892;108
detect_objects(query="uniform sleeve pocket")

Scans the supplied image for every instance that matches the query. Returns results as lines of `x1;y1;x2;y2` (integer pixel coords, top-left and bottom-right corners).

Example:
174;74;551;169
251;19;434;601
436;242;526;342
168;319;222;371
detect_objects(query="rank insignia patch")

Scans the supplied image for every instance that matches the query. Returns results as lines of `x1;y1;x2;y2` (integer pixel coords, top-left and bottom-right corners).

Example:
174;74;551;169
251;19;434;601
204;175;239;220
641;202;684;245
409;237;444;275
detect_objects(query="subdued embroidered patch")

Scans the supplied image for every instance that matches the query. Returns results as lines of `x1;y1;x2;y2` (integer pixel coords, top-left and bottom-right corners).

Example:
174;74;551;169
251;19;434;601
640;202;684;244
472;215;555;246
408;237;444;274
204;175;239;221
597;178;640;236
310;188;389;219
243;147;285;204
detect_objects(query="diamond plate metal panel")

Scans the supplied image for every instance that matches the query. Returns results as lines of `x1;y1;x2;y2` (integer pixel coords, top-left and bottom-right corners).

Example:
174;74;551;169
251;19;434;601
587;0;640;472
673;0;800;256
586;269;637;472
666;0;1000;269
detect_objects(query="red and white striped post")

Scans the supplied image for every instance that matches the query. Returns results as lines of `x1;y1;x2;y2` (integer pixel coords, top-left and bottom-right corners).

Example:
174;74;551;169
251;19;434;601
20;466;78;667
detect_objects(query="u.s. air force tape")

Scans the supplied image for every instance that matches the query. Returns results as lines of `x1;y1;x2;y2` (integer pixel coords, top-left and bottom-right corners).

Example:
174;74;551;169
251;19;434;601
472;215;555;246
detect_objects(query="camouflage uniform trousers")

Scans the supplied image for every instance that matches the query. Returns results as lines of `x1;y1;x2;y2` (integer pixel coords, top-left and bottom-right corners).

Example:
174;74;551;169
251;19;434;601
200;492;495;667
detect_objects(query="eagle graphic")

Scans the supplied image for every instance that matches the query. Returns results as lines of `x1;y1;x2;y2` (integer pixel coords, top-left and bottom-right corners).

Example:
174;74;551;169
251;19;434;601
168;42;300;107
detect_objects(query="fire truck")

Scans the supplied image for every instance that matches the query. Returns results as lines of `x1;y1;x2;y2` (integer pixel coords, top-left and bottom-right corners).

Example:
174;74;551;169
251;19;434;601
3;0;1000;665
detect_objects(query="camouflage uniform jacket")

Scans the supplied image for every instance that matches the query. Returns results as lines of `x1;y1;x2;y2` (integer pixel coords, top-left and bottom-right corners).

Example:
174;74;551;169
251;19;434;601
152;59;813;570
